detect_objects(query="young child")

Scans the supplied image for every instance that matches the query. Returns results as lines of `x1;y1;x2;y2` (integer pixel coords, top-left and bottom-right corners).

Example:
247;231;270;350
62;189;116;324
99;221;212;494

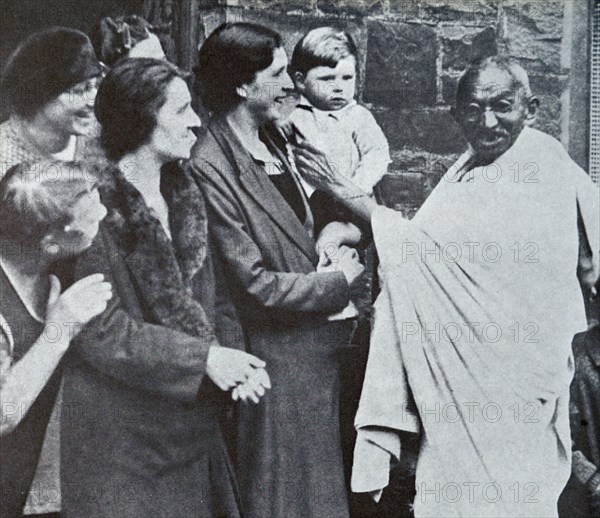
288;30;392;514
288;27;391;196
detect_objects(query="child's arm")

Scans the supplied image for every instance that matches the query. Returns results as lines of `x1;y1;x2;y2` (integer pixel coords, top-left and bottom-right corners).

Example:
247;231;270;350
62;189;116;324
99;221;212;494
316;221;363;258
351;105;391;193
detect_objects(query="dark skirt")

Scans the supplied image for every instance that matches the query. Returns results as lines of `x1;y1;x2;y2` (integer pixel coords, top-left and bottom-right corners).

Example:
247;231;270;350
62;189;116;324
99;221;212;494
235;320;355;518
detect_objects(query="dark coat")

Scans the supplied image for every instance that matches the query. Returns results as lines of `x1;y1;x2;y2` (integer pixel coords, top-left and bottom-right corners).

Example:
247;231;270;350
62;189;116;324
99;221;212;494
60;164;242;518
189;118;353;518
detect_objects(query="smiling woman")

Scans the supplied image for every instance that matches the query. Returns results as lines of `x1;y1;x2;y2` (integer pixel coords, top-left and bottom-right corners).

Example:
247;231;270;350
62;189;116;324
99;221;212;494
191;22;363;518
0;27;104;175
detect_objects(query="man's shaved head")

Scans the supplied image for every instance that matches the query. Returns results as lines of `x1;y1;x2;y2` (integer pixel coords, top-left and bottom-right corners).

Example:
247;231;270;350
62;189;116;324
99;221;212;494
456;56;533;107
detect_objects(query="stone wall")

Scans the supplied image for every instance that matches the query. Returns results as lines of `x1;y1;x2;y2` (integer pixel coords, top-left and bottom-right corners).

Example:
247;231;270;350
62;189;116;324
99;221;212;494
145;0;572;210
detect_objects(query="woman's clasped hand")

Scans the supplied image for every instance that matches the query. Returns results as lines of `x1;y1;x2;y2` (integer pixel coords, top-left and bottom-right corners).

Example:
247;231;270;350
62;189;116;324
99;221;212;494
206;346;271;404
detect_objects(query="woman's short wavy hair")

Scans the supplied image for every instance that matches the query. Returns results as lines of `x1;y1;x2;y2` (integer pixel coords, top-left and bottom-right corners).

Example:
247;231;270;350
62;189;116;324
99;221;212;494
195;23;282;115
0;161;96;246
95;58;189;161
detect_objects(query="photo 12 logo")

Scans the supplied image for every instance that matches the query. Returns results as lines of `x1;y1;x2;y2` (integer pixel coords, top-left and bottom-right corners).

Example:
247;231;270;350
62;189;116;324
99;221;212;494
416;481;540;505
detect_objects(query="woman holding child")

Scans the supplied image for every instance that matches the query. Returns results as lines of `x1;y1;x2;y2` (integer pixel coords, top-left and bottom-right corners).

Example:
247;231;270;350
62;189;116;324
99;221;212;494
190;22;365;517
59;58;270;517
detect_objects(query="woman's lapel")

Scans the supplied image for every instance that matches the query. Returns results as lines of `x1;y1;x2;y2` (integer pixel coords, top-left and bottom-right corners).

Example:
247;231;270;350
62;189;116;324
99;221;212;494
262;123;316;237
209;117;318;265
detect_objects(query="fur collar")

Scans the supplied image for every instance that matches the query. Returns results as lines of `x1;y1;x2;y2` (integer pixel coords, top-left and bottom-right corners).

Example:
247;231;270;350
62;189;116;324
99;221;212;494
99;161;214;338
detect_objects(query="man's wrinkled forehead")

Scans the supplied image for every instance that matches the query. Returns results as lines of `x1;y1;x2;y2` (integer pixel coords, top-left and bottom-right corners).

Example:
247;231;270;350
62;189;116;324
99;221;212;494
460;65;523;104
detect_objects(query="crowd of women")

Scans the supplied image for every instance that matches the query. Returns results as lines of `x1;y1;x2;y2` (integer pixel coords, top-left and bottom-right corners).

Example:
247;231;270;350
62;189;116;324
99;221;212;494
1;12;598;518
0;17;371;518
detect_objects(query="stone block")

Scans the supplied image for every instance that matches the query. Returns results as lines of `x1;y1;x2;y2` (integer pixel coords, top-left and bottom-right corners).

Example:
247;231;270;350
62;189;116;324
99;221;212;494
441;26;497;71
364;20;437;107
386;0;421;21
317;0;384;17
376;172;428;215
529;73;567;98
503;0;564;36
194;0;221;8
225;0;315;12
390;154;428;173
441;75;459;105
503;4;563;74
415;0;499;26
375;107;467;155
516;73;566;140
532;93;562;139
377;147;462;210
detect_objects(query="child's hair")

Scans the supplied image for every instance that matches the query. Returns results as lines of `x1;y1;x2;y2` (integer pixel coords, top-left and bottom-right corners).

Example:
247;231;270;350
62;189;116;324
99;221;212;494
0;161;97;246
290;27;358;77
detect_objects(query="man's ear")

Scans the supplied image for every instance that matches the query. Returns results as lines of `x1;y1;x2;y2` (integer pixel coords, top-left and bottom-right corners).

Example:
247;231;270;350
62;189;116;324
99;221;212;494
525;96;539;125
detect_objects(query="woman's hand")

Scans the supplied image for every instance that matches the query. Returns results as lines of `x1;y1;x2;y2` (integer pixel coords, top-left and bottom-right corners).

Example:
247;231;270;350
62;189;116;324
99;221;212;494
336;246;365;287
206;346;269;394
323;246;368;305
1;274;111;435
45;274;112;347
231;367;271;404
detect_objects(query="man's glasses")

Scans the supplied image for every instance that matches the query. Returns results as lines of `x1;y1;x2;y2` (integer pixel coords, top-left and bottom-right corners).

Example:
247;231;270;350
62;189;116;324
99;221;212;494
460;99;515;123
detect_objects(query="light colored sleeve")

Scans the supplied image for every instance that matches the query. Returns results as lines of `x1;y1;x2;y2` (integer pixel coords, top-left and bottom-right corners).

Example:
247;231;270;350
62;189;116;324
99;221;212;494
573;167;600;292
350;105;391;193
352;274;420;497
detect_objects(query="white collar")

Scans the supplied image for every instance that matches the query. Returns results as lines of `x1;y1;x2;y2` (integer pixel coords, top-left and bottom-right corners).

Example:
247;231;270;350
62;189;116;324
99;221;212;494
296;96;357;120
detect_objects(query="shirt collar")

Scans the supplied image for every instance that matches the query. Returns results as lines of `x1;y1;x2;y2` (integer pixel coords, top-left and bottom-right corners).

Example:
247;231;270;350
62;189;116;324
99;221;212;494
248;144;275;165
246;133;285;176
295;96;357;120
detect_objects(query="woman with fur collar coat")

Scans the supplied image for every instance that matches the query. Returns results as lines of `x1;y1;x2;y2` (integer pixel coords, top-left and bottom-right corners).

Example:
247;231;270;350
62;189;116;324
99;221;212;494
60;58;270;518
